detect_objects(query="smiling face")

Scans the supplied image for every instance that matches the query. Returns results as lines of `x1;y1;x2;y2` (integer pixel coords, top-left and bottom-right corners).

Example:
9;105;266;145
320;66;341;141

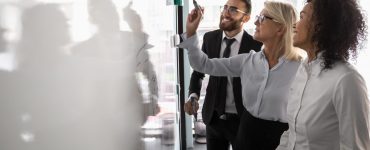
293;2;314;50
219;0;249;32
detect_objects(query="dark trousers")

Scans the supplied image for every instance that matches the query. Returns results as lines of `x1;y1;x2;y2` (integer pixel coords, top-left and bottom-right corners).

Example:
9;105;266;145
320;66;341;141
235;111;288;150
206;112;240;150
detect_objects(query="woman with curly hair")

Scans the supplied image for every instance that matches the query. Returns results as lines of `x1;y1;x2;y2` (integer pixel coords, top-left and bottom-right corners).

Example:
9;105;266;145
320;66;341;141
277;0;370;149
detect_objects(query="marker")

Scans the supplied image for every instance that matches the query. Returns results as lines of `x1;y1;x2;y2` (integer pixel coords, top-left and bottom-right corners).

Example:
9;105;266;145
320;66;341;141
191;96;198;121
192;0;203;17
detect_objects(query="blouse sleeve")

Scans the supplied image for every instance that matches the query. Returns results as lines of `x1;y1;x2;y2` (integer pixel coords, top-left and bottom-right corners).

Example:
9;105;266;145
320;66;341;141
333;71;370;150
178;34;252;77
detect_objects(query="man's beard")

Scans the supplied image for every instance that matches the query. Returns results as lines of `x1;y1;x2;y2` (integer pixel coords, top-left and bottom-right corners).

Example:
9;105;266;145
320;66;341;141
219;16;243;31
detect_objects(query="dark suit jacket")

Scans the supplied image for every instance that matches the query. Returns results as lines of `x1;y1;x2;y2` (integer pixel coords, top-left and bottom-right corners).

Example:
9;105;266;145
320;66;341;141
189;29;262;125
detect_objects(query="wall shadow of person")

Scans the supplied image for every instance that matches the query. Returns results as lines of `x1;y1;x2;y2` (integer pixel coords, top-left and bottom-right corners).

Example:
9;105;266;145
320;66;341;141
71;0;124;61
16;4;70;71
0;3;87;150
121;1;160;123
1;2;149;149
70;0;159;149
121;1;177;146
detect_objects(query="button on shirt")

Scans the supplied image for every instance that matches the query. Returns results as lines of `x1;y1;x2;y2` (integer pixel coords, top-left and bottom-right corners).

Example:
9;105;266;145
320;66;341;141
178;34;301;122
277;56;370;150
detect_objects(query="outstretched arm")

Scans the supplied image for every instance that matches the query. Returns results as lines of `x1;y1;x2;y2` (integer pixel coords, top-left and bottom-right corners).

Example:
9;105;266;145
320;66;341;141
179;34;249;77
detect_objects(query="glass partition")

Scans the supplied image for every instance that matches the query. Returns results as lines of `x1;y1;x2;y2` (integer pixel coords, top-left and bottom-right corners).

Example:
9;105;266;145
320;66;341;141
0;0;180;149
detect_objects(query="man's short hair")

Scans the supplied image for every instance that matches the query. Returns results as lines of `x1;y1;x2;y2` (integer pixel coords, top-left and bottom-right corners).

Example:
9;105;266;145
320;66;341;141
241;0;252;14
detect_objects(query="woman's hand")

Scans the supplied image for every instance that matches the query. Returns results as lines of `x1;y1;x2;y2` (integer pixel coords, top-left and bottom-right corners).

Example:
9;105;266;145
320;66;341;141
186;8;204;37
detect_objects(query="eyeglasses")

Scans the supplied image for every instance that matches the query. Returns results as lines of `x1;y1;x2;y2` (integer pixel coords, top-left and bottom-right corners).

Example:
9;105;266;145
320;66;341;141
221;5;248;16
255;15;279;24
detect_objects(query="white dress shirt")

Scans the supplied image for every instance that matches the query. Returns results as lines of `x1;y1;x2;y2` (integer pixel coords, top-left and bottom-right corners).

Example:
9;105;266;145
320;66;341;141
277;55;370;150
219;31;244;114
188;31;245;114
179;34;301;122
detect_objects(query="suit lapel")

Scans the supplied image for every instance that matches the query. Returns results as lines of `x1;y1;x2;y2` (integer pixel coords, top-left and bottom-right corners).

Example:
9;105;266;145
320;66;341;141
211;30;223;58
238;31;250;54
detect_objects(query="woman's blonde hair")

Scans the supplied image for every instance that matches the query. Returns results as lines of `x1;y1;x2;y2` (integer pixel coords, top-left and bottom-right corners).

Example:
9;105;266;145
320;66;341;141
264;0;302;61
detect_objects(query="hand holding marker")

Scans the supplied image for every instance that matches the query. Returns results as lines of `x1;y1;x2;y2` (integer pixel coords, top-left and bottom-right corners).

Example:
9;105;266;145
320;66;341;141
192;0;203;18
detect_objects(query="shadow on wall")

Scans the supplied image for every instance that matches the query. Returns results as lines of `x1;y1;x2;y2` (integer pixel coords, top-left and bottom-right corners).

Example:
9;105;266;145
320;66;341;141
122;1;160;124
0;1;148;150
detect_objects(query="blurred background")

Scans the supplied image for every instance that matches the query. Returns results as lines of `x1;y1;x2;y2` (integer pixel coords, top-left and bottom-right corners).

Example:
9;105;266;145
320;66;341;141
0;0;368;150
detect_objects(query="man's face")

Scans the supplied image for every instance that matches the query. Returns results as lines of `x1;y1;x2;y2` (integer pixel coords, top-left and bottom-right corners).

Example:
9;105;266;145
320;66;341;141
219;0;249;31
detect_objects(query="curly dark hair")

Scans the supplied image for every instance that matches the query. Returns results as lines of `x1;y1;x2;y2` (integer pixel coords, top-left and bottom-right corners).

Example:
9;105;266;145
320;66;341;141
307;0;367;69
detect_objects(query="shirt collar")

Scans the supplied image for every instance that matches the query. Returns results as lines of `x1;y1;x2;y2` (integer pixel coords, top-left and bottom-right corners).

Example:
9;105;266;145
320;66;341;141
222;30;244;43
259;49;288;71
302;51;324;76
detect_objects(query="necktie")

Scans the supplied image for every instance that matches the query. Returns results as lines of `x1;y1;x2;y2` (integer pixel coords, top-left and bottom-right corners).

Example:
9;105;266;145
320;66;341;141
222;38;236;58
216;38;236;116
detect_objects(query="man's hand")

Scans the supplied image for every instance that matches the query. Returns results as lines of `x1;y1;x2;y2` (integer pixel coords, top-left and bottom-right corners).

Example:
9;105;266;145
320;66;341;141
184;97;199;115
186;8;204;37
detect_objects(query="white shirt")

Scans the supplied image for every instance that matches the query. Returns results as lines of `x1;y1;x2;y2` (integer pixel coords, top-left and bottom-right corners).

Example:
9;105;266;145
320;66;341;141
219;31;244;113
179;34;301;122
277;56;370;150
188;31;244;114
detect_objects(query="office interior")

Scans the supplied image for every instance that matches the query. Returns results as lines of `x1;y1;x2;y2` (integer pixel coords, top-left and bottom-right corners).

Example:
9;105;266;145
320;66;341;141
0;0;369;149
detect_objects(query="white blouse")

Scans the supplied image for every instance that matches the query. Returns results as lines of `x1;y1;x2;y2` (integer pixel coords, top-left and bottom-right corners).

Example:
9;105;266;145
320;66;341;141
178;34;300;122
277;56;370;150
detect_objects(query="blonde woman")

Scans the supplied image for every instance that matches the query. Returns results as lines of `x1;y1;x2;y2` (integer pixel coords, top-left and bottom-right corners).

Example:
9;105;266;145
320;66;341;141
179;0;302;149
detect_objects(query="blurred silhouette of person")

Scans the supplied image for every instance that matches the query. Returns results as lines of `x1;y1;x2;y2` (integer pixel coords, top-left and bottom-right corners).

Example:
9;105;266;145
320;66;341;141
0;3;142;150
70;0;159;149
71;0;123;60
122;1;159;123
71;0;159;121
0;3;79;150
70;0;147;149
16;4;70;71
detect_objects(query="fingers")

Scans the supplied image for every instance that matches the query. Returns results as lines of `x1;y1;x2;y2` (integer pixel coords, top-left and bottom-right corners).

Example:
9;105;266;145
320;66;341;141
188;9;198;22
195;8;203;20
188;8;203;22
184;100;200;115
184;101;193;115
194;101;199;113
186;8;204;37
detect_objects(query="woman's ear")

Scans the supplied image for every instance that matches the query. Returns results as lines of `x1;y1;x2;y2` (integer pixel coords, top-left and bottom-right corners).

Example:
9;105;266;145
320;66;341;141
276;25;286;36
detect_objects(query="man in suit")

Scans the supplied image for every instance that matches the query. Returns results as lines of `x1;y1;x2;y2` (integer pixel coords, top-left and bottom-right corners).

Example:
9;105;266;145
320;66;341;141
184;0;262;149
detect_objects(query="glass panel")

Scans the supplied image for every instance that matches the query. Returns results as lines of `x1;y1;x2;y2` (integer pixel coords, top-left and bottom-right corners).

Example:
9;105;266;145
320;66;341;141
0;0;179;150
